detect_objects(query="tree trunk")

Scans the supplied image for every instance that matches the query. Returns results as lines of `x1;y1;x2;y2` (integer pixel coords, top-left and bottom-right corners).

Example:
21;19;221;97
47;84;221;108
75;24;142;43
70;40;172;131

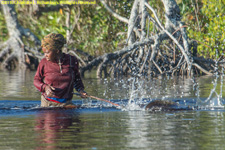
82;0;216;78
0;0;41;70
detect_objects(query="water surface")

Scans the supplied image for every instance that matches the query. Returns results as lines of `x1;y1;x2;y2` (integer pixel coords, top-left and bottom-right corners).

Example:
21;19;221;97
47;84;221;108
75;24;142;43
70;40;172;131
0;71;225;150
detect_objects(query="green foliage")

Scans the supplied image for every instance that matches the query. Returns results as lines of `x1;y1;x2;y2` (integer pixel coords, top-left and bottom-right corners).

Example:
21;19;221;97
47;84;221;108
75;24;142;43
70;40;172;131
0;11;8;42
16;5;67;40
179;0;225;58
199;0;225;58
14;2;130;56
71;1;132;56
1;1;224;59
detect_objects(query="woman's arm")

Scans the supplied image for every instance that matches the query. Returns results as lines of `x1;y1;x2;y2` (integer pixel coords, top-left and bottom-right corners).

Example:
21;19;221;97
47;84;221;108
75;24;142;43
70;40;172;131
34;61;47;93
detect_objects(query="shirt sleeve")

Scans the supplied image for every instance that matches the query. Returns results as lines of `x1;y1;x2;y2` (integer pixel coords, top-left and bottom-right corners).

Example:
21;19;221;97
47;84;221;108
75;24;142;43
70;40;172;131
33;60;46;93
73;57;85;92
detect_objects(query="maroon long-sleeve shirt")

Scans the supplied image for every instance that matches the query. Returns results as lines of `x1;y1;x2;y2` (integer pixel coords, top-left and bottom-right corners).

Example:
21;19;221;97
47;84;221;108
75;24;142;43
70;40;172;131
34;53;84;101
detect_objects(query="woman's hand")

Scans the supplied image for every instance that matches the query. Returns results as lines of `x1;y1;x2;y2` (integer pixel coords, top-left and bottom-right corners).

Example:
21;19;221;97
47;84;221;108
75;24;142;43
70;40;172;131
79;90;88;98
45;85;55;97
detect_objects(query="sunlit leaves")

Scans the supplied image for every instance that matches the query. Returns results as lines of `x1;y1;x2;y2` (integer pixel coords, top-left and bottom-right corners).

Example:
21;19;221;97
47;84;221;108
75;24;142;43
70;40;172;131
1;0;224;60
179;0;225;58
0;12;8;41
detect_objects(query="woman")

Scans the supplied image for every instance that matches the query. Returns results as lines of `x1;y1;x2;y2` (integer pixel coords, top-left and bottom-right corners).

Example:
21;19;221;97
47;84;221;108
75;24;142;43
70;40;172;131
34;33;87;107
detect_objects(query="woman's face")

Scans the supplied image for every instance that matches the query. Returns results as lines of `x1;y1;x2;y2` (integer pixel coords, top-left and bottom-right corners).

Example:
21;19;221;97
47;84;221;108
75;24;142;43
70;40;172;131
42;47;59;62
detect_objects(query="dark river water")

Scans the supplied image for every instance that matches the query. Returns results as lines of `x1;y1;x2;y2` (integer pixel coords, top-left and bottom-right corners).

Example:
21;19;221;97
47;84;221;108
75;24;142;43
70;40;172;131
0;70;225;150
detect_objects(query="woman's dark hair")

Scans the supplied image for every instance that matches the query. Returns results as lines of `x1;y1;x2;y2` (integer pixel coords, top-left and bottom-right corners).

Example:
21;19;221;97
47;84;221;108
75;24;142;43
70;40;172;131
41;33;66;51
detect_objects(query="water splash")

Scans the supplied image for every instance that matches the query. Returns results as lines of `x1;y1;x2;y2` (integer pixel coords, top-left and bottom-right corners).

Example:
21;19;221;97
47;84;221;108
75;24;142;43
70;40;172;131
126;77;146;111
195;51;224;110
203;74;224;109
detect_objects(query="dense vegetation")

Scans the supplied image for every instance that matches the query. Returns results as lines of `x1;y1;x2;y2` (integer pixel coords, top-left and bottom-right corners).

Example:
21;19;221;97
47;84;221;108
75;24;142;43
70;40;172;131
0;0;223;57
0;1;132;56
0;0;224;77
178;0;225;58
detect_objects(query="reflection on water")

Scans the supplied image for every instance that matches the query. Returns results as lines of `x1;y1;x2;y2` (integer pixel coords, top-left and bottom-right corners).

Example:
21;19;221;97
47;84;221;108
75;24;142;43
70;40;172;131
126;111;225;150
0;70;39;100
0;71;225;149
35;110;81;149
0;110;225;149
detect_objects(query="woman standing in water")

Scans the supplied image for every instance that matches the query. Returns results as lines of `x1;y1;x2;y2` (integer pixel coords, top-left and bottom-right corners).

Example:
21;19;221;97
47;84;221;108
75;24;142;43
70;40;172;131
34;33;87;107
